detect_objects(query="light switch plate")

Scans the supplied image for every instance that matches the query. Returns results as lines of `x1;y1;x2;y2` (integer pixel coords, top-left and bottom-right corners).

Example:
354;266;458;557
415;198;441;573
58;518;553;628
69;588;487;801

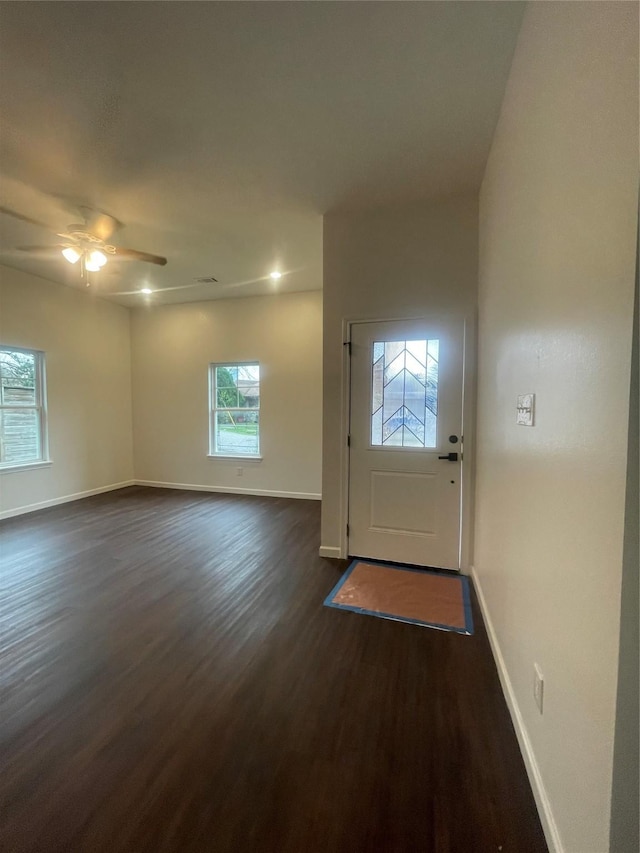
517;393;535;426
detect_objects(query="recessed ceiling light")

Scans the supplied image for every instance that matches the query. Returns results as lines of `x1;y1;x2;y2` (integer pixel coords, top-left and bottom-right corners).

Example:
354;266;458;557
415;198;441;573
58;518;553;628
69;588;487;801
141;288;153;295
269;270;282;280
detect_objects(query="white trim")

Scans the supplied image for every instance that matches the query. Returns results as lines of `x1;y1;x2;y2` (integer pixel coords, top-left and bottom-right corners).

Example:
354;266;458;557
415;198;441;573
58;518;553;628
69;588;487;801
318;545;342;558
471;566;564;853
0;479;322;521
339;317;353;559
135;479;321;500
0;460;53;474
207;454;263;461
0;480;136;521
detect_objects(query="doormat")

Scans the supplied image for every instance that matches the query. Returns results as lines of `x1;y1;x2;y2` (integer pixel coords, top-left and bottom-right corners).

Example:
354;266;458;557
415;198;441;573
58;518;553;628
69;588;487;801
324;560;474;635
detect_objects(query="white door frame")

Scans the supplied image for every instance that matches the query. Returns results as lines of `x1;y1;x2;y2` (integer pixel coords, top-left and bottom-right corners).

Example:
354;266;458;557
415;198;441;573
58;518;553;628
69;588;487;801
337;314;477;572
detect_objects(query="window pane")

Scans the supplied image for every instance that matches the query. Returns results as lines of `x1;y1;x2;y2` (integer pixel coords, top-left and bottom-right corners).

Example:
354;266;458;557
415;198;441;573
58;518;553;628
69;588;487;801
239;388;259;408
240;364;260;382
406;340;426;365
0;350;36;406
403;405;425;444
405;350;426;383
0;408;40;463
1;385;36;405
371;339;438;448
372;356;383;412
426;355;438;416
216;366;238;388
425;408;437;447
215;411;259;455
382;372;405;424
383;350;405;384
371;406;382;445
403;372;426;421
238;365;260;407
217;387;239;408
384;341;404;363
401;425;423;448
384;423;403;446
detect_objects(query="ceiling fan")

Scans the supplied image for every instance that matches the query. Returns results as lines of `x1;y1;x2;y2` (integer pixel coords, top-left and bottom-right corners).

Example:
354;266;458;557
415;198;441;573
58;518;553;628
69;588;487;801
0;205;167;274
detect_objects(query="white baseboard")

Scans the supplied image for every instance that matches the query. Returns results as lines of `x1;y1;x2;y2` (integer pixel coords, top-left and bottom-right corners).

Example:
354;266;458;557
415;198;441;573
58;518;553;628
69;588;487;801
318;545;343;559
135;479;322;501
0;479;321;521
471;567;563;853
0;480;136;521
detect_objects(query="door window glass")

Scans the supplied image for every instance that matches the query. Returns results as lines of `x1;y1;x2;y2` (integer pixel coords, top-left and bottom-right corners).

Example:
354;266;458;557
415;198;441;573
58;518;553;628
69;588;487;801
371;339;438;447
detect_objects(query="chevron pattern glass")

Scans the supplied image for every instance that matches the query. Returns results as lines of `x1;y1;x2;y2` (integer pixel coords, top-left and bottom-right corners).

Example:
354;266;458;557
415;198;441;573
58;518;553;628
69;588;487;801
371;340;439;448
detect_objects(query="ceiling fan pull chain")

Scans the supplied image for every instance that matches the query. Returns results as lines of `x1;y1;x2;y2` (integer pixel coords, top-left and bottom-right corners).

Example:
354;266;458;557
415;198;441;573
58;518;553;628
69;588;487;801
80;253;89;287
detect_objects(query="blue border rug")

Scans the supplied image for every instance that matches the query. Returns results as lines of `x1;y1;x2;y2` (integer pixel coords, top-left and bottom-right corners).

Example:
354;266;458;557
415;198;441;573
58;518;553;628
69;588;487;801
324;559;474;635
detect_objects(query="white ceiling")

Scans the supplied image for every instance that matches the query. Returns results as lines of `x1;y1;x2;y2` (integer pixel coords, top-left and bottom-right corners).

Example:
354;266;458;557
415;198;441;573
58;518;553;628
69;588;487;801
0;1;524;306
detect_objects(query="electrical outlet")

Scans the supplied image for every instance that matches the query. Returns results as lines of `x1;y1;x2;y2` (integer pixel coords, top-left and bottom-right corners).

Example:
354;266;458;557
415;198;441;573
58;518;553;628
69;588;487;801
236;467;243;477
533;664;544;714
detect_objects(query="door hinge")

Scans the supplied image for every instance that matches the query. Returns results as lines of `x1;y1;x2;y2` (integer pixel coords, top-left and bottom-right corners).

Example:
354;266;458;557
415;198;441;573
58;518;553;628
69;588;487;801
343;340;352;356
347;434;351;447
346;523;350;537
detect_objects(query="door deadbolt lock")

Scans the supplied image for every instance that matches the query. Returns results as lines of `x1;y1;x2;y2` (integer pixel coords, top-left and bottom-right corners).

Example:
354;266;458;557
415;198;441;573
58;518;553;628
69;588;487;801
449;434;459;444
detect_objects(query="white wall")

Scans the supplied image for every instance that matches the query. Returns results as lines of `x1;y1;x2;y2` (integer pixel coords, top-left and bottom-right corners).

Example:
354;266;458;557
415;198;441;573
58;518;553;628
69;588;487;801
0;265;134;516
609;235;639;853
130;290;322;498
474;3;638;852
321;195;478;559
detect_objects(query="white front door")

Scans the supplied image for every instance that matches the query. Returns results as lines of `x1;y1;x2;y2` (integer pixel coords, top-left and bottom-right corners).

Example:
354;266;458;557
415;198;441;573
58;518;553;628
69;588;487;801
348;318;464;570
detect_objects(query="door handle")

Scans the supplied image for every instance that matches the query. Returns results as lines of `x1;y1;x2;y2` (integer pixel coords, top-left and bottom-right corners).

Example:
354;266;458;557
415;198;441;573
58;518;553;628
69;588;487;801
438;452;458;462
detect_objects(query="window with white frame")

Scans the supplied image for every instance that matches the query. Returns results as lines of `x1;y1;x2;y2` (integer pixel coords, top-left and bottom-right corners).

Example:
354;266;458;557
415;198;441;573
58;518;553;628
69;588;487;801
0;346;48;468
209;363;260;457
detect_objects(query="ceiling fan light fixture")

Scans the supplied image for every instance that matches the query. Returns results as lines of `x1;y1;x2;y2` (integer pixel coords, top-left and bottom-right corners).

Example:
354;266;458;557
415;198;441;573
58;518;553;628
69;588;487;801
62;246;81;264
87;249;108;270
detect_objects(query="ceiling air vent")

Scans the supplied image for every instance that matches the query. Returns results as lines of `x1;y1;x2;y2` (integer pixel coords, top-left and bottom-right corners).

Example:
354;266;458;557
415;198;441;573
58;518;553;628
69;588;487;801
194;276;218;283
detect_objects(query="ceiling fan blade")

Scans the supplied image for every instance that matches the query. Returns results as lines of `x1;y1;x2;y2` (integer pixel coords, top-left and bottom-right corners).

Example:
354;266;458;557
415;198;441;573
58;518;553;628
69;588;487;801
105;282;208;297
15;244;63;254
114;246;167;266
0;206;57;232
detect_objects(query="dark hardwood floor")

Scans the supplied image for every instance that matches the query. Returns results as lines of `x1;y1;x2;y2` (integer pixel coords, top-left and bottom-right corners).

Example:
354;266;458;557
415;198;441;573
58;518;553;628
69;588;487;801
0;486;547;853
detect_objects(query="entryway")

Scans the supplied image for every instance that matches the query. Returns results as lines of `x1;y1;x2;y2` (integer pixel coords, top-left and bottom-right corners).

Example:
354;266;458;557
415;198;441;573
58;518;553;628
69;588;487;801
348;318;465;569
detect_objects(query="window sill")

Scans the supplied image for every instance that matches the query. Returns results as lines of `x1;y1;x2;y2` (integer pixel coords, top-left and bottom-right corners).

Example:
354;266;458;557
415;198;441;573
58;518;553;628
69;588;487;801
0;460;53;474
207;454;263;462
